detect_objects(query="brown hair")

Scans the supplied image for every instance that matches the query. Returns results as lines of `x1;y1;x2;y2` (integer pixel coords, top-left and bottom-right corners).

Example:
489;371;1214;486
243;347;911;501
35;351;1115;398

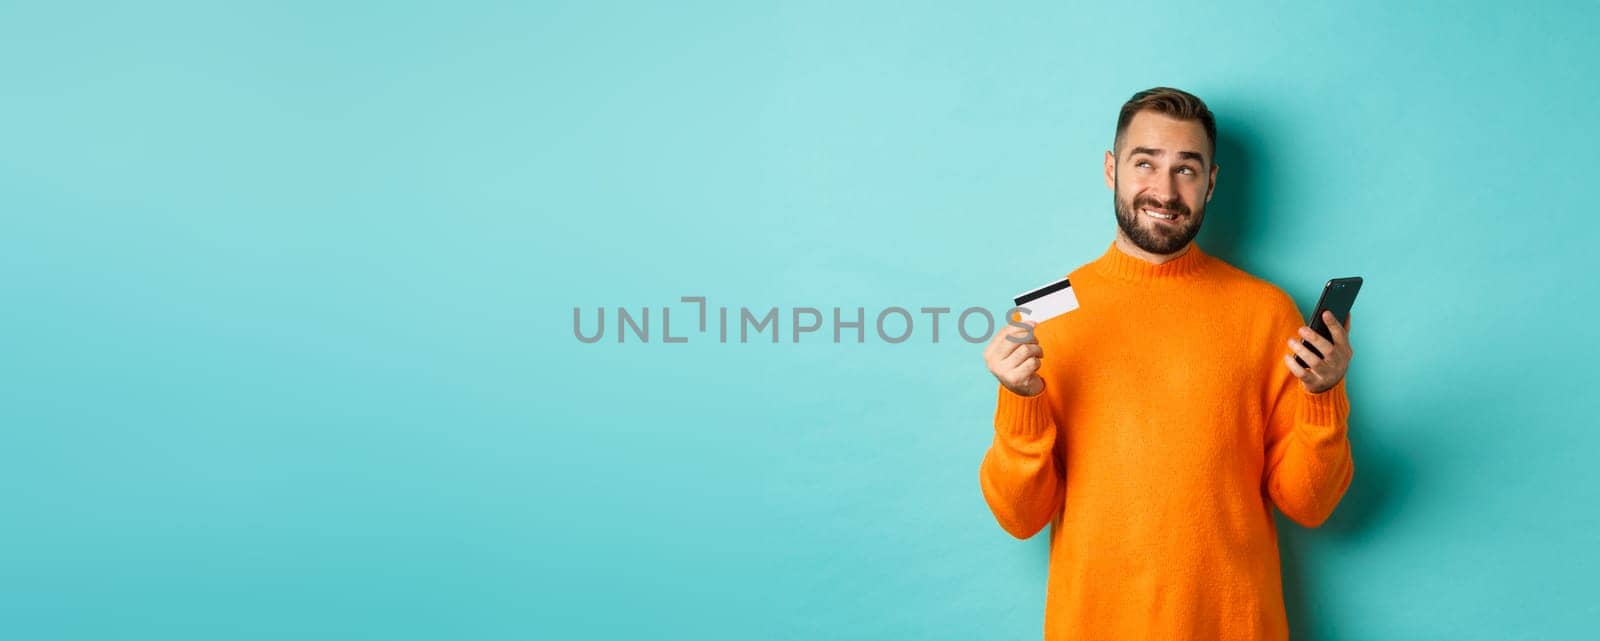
1115;87;1216;162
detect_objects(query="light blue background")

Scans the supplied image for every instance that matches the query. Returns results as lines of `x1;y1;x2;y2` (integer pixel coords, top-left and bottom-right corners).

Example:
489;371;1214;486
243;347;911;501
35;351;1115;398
3;1;1595;639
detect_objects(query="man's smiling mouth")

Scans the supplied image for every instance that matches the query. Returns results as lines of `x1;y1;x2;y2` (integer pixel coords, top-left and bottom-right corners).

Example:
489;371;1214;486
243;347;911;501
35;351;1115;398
1143;208;1183;222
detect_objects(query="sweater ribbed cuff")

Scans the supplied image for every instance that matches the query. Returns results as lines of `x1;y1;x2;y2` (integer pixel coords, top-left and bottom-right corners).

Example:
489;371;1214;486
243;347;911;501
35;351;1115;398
994;384;1054;437
1298;377;1350;427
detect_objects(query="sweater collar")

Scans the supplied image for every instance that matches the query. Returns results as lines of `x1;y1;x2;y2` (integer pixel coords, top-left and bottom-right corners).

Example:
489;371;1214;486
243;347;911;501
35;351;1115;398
1091;240;1212;283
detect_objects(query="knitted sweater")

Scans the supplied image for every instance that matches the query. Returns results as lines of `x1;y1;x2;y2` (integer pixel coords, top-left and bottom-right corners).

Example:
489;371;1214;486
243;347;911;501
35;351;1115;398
979;240;1354;641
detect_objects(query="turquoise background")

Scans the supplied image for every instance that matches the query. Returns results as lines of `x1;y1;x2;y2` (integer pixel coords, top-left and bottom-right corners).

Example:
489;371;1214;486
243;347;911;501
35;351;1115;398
3;1;1595;639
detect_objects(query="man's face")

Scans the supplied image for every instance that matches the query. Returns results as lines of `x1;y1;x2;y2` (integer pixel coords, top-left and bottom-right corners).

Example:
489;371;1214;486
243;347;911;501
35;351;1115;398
1103;111;1219;255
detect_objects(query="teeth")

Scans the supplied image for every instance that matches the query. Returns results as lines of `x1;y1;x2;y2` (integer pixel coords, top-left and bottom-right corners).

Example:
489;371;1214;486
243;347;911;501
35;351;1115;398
1144;209;1175;220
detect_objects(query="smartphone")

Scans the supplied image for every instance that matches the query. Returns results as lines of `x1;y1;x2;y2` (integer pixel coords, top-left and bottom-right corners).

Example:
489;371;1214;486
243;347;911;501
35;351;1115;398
1295;277;1363;368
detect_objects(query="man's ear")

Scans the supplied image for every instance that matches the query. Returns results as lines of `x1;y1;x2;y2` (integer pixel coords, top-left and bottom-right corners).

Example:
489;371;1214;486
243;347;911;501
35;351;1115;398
1104;150;1116;190
1205;161;1220;202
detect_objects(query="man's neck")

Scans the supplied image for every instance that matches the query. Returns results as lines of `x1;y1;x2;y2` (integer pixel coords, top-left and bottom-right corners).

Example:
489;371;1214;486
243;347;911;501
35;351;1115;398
1114;232;1193;265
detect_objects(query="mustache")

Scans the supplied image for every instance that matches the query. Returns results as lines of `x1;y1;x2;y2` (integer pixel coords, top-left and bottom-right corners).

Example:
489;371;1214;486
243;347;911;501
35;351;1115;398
1133;196;1191;217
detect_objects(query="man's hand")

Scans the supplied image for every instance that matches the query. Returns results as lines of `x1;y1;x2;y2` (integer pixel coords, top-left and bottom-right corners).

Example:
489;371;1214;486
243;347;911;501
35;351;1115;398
1284;311;1354;394
985;321;1045;397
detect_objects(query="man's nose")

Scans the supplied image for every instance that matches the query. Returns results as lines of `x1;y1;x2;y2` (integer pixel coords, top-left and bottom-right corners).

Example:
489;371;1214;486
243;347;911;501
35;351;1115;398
1149;173;1179;205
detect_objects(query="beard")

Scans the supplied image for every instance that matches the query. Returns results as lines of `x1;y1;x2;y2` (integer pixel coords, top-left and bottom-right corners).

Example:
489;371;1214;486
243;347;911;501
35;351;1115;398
1113;173;1206;255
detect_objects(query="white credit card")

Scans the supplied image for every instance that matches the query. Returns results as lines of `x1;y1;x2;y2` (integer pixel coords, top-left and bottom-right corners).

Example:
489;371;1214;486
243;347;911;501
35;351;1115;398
1012;276;1079;324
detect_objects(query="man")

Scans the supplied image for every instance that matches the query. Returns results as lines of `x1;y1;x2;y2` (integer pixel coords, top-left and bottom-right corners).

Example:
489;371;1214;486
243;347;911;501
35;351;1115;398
978;87;1356;641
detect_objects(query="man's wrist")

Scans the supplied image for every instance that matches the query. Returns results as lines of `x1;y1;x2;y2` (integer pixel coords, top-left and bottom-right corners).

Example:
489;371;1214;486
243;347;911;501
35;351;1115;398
1005;380;1045;398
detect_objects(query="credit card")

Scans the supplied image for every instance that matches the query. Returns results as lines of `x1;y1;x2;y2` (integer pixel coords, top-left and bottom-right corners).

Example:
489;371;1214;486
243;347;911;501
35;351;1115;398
1012;276;1079;324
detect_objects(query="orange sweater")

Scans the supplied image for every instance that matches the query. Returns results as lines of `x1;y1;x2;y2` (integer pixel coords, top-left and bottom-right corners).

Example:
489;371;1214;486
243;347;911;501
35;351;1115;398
980;241;1354;641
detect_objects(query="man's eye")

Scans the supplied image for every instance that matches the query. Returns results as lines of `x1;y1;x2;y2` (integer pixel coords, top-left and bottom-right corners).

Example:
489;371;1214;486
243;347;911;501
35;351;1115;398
1135;161;1152;169
1177;167;1195;175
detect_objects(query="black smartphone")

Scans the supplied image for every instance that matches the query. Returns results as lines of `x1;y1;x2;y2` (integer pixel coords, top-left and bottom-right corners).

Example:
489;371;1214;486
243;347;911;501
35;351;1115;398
1295;277;1363;368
